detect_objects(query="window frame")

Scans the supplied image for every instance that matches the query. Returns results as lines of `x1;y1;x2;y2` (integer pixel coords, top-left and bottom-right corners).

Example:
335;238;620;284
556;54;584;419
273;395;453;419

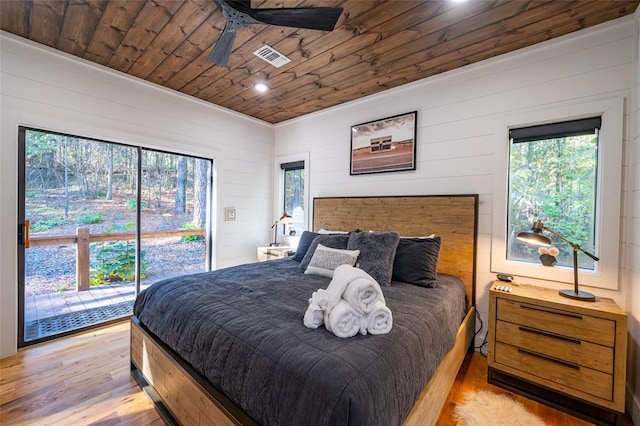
274;153;309;235
491;98;622;290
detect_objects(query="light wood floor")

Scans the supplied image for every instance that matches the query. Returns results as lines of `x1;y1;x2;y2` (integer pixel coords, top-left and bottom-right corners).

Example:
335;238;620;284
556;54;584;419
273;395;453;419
0;320;634;425
0;321;163;425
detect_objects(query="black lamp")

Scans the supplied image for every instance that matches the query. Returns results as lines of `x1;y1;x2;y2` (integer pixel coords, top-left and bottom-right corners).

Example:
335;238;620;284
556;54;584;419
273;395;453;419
270;211;292;246
516;220;599;302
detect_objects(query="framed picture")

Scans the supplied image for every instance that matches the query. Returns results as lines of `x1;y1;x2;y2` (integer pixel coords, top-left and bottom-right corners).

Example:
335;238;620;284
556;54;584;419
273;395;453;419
350;111;417;175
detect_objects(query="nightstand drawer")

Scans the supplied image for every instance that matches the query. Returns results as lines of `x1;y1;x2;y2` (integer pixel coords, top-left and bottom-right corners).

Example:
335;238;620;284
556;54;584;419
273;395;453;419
495;342;613;401
496;298;615;347
495;320;613;374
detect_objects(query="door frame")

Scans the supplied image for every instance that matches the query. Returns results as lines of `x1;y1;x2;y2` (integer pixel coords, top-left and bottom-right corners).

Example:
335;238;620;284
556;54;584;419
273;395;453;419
17;126;214;348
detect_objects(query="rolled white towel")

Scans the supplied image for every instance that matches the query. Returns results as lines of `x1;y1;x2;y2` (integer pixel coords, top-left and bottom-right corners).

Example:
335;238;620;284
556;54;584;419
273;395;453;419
303;305;324;329
324;299;366;338
365;300;393;335
342;277;385;314
303;265;369;329
303;289;330;328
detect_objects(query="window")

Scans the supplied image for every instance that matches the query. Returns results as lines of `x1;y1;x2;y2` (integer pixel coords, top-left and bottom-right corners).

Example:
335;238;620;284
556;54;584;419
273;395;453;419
491;98;622;290
507;117;600;270
281;160;305;236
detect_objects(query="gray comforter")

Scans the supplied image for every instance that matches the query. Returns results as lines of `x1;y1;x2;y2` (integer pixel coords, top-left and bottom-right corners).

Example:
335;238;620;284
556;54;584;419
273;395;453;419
133;258;467;426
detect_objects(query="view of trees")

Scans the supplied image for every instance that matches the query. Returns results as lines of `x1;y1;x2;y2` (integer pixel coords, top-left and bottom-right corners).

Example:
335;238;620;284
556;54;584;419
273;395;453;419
25;130;210;229
24;129;211;291
507;134;598;269
284;167;304;235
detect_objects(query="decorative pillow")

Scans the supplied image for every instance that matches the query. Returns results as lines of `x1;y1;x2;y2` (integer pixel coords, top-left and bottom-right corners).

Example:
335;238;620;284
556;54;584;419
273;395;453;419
299;234;350;270
304;244;360;278
392;237;441;287
346;231;400;286
292;231;319;262
318;228;349;234
399;234;436;239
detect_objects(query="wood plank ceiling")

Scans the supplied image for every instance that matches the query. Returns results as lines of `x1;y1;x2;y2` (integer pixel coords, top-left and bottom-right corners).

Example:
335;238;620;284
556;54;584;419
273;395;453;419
1;0;638;124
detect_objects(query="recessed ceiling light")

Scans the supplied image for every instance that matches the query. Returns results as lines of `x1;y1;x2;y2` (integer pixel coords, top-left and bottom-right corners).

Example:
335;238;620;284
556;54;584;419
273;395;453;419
254;83;269;93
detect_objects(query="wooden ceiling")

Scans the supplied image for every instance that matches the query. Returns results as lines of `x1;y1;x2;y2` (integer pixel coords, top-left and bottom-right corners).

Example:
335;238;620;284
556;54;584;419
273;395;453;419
1;0;638;124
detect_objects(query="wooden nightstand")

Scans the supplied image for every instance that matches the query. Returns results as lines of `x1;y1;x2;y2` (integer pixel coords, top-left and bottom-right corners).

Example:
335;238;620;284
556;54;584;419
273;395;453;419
488;281;627;425
256;246;295;262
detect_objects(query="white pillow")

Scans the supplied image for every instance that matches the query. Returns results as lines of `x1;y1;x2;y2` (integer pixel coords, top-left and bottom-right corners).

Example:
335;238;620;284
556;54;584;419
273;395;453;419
304;244;360;278
318;228;349;234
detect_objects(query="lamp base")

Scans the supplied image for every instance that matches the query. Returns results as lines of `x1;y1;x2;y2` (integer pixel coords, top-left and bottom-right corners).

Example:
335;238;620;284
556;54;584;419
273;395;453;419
559;289;596;302
269;242;281;247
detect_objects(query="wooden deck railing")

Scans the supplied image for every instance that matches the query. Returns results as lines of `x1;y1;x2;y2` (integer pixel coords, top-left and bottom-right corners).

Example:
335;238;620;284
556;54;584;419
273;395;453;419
29;227;205;291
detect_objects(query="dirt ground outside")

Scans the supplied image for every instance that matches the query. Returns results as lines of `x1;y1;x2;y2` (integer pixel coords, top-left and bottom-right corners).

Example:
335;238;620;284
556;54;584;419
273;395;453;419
25;192;207;296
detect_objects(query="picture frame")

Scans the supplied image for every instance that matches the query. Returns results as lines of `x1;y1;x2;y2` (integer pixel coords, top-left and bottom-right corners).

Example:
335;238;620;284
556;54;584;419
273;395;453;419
350;111;417;175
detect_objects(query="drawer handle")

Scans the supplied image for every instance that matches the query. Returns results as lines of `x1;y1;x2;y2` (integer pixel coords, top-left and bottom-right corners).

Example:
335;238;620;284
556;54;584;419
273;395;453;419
520;304;583;320
518;326;581;345
518;348;580;370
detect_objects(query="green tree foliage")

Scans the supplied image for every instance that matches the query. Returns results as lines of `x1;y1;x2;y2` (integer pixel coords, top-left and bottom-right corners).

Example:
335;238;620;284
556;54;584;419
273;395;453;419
508;134;597;269
284;168;304;214
24;128;212;287
90;223;148;285
25;129;211;218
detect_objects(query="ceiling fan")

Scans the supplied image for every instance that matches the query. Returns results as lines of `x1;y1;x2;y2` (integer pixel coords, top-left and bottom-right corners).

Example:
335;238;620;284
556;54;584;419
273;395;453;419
208;0;343;66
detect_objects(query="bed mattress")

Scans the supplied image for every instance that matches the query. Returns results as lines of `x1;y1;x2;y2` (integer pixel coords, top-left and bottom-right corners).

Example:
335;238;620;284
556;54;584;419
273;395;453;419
133;258;467;426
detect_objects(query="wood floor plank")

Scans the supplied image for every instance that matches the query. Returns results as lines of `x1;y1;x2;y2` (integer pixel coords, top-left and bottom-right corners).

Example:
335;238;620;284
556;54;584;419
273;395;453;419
2;321;634;425
0;321;161;425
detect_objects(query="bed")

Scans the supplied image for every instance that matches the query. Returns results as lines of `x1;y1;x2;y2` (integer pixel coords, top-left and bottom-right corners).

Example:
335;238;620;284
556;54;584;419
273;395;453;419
131;194;478;425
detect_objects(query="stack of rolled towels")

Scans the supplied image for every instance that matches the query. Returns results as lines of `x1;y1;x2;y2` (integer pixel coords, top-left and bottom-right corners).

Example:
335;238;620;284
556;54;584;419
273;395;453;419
303;264;393;338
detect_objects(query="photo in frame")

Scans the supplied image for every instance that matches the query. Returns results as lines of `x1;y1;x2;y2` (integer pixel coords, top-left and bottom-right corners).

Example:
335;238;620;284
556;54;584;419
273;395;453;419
350;111;417;175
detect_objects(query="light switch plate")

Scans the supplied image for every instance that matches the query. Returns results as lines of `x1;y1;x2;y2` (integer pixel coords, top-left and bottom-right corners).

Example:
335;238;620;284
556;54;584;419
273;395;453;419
224;208;236;222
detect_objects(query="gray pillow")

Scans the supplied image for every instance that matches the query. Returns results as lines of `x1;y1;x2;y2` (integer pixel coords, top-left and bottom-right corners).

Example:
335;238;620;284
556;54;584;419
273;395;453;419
346;231;400;286
293;231;319;262
299;234;350;270
304;244;360;278
392;237;441;287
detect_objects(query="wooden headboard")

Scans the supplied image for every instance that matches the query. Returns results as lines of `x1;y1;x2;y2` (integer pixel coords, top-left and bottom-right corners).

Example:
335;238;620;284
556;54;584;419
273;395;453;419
312;195;478;305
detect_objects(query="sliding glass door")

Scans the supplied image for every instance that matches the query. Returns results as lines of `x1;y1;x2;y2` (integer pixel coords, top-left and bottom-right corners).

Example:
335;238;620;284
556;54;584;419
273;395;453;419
140;151;212;285
18;127;213;346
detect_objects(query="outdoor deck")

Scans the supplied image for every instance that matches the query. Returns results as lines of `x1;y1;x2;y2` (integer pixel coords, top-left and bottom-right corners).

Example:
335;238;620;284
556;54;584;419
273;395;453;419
24;274;184;341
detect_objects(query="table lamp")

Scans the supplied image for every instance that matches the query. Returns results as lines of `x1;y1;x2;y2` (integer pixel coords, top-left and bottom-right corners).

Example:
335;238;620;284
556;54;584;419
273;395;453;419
517;220;598;302
270;211;292;246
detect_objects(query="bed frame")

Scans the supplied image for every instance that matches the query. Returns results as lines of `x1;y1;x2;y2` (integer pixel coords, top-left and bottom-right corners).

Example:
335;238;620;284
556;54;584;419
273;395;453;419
131;194;478;425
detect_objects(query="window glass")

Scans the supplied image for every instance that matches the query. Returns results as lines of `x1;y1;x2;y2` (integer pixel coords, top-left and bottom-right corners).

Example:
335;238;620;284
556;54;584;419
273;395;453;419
282;161;304;237
507;118;599;270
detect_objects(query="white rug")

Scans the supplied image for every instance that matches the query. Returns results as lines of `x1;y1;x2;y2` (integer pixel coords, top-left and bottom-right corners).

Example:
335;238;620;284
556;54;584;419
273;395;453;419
453;390;547;426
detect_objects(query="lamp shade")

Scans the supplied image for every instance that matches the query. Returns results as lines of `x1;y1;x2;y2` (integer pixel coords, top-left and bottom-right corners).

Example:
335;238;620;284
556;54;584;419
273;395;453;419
279;211;293;224
516;231;551;246
516;219;551;246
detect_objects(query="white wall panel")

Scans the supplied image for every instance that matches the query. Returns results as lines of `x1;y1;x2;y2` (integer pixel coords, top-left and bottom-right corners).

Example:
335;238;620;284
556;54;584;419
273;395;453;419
625;10;640;423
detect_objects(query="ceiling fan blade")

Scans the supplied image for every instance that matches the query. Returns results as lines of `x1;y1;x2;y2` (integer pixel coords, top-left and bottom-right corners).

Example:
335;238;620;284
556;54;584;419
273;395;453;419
249;7;343;31
208;1;342;66
207;21;239;66
218;0;263;25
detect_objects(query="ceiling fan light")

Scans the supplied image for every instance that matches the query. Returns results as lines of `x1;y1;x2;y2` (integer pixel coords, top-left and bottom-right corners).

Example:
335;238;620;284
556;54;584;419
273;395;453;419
254;83;269;93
